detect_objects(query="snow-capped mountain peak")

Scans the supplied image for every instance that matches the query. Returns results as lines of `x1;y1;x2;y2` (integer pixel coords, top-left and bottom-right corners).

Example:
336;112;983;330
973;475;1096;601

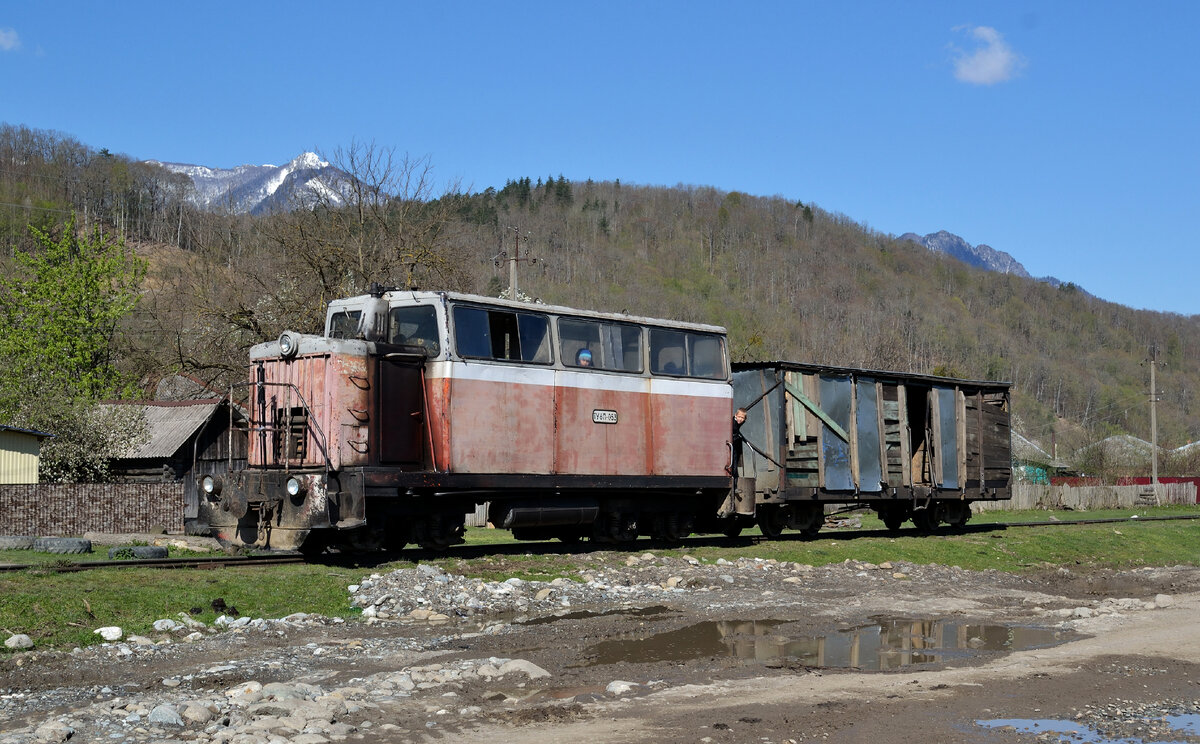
290;151;329;170
147;152;350;215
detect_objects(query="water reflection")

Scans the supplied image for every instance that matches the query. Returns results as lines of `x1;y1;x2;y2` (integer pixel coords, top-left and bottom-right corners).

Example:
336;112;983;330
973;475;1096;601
978;716;1200;743
579;618;1072;670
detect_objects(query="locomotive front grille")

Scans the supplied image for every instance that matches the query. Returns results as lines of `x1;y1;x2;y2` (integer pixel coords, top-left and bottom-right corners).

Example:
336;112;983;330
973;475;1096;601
275;406;309;462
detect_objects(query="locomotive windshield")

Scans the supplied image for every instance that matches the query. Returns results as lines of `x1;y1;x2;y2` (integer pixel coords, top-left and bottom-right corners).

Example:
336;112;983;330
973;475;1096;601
388;305;440;356
327;310;362;339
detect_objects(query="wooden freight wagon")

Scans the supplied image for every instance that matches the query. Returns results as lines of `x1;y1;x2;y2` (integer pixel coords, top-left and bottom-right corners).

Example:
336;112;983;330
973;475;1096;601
729;361;1011;535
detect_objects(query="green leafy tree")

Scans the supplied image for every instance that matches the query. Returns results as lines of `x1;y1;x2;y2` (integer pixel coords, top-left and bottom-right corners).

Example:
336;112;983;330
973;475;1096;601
0;215;147;481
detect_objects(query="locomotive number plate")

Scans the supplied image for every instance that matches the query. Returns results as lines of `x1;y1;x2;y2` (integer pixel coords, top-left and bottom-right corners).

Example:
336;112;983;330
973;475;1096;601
592;409;618;424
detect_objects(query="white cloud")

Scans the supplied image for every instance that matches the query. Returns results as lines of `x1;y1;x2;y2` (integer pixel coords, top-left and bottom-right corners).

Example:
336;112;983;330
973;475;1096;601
0;27;20;52
950;25;1025;85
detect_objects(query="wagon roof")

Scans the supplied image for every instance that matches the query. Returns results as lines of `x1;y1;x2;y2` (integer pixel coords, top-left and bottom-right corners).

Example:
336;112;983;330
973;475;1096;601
333;290;728;334
733;360;1011;390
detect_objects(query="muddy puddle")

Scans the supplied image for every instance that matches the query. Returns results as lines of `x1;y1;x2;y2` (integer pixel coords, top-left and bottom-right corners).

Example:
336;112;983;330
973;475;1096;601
521;606;673;625
977;713;1200;742
576;617;1076;670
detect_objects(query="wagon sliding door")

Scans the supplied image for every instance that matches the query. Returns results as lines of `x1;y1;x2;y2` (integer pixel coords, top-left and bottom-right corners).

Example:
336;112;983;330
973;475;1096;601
931;387;962;490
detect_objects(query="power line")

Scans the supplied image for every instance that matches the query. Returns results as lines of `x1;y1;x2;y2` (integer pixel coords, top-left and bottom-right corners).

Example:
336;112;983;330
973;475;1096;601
0;200;74;215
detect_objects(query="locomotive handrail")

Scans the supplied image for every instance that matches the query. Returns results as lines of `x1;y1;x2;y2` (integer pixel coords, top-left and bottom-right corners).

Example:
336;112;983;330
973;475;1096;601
224;380;333;474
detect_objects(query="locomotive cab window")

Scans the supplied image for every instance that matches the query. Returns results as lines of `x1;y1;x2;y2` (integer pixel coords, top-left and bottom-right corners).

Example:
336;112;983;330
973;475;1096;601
388;305;440;356
327;309;362;339
558;318;642;372
453;305;551;363
650;329;727;379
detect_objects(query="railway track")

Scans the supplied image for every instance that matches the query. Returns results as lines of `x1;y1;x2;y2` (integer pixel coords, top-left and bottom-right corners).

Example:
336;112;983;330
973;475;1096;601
1;513;1196;572
0;552;307;573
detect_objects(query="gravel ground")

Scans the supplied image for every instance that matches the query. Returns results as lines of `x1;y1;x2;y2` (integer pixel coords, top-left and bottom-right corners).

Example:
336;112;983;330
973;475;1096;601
3;547;1200;744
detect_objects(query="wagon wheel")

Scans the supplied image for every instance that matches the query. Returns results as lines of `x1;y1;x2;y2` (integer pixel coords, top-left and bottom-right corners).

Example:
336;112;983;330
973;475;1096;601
911;505;942;533
756;505;788;539
879;505;908;533
793;505;823;540
941;502;971;530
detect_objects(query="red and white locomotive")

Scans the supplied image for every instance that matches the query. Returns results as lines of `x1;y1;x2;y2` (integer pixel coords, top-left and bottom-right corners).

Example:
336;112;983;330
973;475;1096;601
198;288;736;552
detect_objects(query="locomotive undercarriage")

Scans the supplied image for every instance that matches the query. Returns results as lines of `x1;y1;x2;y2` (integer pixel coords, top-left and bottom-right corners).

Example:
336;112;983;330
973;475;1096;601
198;467;733;553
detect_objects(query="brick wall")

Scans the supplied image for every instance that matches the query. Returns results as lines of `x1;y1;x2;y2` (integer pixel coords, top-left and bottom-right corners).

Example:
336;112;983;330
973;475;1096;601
0;483;184;536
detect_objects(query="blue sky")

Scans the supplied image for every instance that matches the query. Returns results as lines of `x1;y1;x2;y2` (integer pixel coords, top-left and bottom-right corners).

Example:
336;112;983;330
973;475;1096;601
2;2;1197;315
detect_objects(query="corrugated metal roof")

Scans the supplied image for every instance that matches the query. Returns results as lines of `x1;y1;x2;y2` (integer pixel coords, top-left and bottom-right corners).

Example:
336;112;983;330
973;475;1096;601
0;425;54;439
102;401;223;460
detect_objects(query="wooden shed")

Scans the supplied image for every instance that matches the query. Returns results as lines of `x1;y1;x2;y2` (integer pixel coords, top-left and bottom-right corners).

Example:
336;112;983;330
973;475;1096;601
0;425;53;484
103;400;247;524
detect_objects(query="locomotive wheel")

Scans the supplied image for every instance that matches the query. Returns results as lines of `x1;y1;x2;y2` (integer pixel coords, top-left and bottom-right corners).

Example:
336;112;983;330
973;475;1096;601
594;512;638;544
650;511;692;544
415;514;465;552
756;505;789;539
722;523;744;539
299;533;329;558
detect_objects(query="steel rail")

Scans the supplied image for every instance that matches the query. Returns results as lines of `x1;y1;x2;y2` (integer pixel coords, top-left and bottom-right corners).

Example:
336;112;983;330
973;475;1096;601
0;553;306;573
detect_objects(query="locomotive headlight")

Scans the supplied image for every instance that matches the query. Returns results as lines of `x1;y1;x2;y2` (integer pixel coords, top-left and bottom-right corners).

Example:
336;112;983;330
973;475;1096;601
200;474;222;496
286;476;306;497
278;331;301;359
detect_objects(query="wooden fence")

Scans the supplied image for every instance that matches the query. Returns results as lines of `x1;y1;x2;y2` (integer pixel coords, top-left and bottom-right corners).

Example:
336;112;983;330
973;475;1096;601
974;481;1197;512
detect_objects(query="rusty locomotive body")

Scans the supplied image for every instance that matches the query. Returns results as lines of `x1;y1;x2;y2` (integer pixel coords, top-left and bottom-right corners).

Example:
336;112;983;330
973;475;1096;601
199;289;735;551
197;290;1012;552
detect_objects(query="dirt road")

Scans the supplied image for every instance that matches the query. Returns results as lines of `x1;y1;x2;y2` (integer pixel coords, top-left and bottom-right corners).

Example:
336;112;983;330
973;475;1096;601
3;555;1200;743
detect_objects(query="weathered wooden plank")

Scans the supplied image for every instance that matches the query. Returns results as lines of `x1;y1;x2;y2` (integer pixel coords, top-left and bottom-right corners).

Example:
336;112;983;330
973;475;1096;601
784;380;849;443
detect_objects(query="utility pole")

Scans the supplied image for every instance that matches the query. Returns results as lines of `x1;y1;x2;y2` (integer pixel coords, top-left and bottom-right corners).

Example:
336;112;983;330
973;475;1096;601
497;227;537;301
507;226;520;300
1147;345;1162;485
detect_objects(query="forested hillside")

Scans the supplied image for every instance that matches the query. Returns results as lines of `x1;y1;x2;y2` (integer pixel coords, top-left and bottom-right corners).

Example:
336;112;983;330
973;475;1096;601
2;125;1197;474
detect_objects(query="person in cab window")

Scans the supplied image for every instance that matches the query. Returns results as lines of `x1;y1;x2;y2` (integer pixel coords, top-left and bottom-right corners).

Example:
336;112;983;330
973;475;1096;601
576;348;593;367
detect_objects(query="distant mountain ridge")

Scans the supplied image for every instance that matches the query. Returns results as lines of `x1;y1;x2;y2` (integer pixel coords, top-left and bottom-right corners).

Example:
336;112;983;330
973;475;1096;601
147;152;352;215
898;230;1030;277
899;230;1076;290
153;151;1085;294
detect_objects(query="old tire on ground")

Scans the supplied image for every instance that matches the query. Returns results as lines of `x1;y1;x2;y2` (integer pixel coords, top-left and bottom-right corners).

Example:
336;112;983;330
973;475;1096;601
107;545;169;559
33;537;93;554
0;536;36;550
183;518;212;537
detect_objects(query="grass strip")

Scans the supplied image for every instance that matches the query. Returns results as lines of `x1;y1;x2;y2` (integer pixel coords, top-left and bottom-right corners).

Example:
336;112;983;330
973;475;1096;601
1;506;1197;651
